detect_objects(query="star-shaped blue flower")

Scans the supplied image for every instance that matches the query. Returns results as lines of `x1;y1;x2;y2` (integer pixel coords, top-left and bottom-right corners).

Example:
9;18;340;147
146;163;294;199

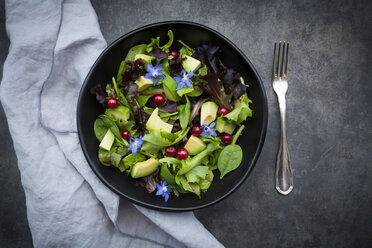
173;69;194;91
202;122;217;137
155;180;172;202
127;135;144;155
144;64;165;85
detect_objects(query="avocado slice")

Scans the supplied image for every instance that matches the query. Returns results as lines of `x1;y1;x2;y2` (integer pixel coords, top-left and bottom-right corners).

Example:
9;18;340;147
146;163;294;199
131;157;159;178
200;101;218;125
135;76;153;92
182;56;201;73
105;105;130;122
99;129;115;151
216;117;236;135
184;135;207;155
162;75;180;102
146;108;173;133
134;54;155;64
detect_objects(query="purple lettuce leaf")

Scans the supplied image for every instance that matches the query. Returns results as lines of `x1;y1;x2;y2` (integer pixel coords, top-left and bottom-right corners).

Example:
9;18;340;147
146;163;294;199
122;59;146;83
90;84;107;106
149;47;168;66
135;168;160;193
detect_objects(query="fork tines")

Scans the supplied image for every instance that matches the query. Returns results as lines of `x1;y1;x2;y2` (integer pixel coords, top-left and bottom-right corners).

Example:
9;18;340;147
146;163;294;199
273;42;289;79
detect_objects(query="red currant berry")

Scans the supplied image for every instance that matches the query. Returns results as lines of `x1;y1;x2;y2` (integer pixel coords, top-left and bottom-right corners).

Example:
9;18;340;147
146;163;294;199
176;148;188;160
121;130;130;139
107;98;118;109
153;94;165;105
191;125;202;136
169;50;179;60
221;133;232;144
218;107;229;116
165;146;177;157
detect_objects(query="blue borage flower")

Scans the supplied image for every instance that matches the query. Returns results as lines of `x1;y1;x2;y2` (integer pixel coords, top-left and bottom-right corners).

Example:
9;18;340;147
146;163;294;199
173;69;194;91
127;135;144;155
144;64;165;85
156;181;172;202
202;122;217;137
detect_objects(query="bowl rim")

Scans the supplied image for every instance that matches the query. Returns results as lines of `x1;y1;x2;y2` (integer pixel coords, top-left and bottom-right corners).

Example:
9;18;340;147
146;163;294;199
77;20;268;212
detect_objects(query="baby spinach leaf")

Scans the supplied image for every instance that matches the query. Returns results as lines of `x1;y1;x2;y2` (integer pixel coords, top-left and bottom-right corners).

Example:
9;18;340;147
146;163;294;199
94;119;108;142
218;144;243;179
125;44;147;61
178;96;190;129
185;166;209;184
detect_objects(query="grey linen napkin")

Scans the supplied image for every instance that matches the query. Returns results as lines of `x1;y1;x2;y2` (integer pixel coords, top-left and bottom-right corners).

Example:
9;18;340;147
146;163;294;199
0;0;224;247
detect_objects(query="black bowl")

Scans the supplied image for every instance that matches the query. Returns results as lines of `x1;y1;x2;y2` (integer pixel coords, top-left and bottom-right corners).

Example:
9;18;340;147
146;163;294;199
77;21;267;211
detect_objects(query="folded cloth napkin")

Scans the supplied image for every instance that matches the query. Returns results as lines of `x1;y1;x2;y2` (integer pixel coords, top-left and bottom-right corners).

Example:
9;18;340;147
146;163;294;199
0;0;224;247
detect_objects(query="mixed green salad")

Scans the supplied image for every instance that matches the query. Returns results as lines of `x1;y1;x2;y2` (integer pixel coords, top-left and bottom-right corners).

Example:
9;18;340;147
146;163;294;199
90;30;252;201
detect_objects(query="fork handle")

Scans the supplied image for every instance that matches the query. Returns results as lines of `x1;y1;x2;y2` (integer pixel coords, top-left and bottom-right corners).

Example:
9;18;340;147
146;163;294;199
275;97;293;195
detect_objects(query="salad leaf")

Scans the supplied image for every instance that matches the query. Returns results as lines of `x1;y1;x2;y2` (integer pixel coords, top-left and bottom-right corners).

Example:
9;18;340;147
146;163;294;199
178;143;220;175
218;144;243;179
224;93;252;124
159;100;178;113
117;44;147;83
160;164;176;185
199;169;214;192
197;65;208;77
94;119;108;142
159;157;182;171
169;56;184;75
194;43;247;109
142;127;190;147
146;30;174;53
177;96;190;129
122;59;146;83
140;142;162;157
185;166;209;184
135;169;159;193
189;98;208;123
137;95;152;107
232;125;245;145
121;153;146;173
125;44;147;61
98;146;127;167
159;30;174;51
178;40;193;57
149;47;168;66
177;175;200;198
90;84;107;106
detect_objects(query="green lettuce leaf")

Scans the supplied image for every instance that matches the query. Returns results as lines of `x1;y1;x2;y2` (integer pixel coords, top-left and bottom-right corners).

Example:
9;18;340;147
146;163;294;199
160;164;176;185
178;143;220;175
98;146;127;167
142;127;189;147
185;166;209;184
176;175;200;198
199;169;214;192
121;153;146;173
224;93;252;124
178;40;193;57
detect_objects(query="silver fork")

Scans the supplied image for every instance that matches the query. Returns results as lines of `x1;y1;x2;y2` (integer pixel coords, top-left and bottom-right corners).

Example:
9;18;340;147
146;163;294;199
273;42;293;195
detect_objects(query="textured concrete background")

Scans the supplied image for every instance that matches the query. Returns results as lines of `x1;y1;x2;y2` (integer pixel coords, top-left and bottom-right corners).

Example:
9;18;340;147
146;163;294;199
1;0;372;247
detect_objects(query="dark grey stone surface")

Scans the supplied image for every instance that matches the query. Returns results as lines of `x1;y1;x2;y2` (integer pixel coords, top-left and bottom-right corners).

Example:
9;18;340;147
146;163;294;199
1;0;371;247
